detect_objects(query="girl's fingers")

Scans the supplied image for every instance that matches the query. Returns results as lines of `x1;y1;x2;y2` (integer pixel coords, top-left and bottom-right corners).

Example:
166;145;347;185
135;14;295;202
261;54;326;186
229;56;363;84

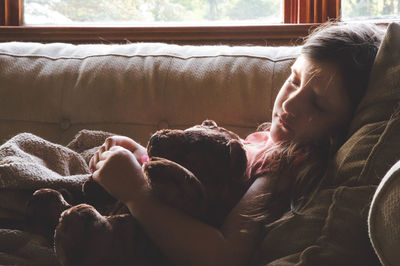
92;168;101;183
105;137;116;150
99;144;106;154
107;136;139;152
95;159;106;173
107;145;126;152
99;150;114;160
90;146;109;172
94;150;100;163
89;156;95;173
95;147;124;169
89;150;100;173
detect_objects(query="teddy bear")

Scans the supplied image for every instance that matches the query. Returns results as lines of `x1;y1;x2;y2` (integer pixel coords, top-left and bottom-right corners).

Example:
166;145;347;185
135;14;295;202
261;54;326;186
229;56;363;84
25;120;250;266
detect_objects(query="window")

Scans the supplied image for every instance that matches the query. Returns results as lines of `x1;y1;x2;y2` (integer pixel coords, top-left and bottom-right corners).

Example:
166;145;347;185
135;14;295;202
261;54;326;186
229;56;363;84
342;0;400;21
23;0;283;26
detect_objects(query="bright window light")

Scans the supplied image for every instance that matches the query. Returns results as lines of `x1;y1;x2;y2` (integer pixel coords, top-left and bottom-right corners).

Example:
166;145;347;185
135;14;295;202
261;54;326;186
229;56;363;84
23;0;283;26
342;0;400;21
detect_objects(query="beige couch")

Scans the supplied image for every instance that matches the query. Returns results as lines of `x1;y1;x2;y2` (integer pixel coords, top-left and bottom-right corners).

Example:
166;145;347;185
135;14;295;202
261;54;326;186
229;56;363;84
0;42;298;146
0;22;399;265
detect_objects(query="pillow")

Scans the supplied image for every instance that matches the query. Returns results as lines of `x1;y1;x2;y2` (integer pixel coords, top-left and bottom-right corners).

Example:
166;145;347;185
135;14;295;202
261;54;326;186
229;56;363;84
255;22;400;265
332;22;400;187
348;22;400;136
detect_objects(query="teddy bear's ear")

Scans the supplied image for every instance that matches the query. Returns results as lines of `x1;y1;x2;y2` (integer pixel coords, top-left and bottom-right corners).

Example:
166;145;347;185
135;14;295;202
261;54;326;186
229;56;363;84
201;120;218;127
228;139;247;177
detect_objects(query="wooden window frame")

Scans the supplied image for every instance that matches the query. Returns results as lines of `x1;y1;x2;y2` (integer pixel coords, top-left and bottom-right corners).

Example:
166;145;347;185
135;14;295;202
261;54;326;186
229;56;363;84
0;0;23;26
1;0;339;45
284;0;340;23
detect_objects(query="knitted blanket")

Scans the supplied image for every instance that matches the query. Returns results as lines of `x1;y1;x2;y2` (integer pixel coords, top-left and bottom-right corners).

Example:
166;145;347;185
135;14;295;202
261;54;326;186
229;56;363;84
0;130;113;265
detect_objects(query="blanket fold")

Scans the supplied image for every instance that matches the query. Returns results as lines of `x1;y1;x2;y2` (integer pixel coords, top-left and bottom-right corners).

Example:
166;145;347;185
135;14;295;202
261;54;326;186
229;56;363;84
0;130;114;265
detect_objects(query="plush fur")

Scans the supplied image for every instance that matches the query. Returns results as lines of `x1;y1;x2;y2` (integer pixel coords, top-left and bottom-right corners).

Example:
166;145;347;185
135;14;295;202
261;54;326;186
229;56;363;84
25;120;249;266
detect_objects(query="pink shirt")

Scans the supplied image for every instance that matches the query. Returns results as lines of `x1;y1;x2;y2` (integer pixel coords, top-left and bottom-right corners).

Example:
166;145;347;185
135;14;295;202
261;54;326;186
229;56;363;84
242;131;273;178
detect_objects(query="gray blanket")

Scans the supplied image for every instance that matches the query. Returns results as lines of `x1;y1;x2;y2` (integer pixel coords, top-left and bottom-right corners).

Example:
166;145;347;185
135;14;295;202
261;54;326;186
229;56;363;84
0;130;113;265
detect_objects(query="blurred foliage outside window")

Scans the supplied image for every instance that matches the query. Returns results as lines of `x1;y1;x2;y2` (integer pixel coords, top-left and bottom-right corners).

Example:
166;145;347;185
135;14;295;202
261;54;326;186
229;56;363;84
342;0;400;20
23;0;282;25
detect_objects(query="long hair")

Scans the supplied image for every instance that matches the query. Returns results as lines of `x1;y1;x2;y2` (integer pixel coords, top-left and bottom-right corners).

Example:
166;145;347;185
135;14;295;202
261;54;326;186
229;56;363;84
244;123;331;225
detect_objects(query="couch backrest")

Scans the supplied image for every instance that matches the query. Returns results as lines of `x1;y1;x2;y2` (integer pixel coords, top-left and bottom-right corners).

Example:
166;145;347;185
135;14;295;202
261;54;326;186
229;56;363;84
0;42;299;145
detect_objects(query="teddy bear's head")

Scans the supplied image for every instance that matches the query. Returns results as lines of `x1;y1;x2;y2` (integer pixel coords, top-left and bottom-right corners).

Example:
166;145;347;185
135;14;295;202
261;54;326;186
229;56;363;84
145;120;249;226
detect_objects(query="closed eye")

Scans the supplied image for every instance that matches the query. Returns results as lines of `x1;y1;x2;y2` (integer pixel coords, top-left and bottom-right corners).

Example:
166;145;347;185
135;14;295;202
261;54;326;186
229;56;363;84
287;75;300;88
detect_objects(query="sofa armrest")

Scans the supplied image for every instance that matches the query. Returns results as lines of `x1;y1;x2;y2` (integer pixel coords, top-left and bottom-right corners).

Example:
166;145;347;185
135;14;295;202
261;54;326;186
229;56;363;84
369;159;400;265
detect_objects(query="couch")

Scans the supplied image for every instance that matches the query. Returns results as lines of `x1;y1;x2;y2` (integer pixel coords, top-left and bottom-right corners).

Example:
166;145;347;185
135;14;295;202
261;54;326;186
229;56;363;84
0;22;399;265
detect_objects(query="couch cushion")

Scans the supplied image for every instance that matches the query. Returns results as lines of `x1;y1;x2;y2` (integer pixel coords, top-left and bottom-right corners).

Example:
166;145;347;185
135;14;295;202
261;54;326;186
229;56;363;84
0;42;299;145
255;185;381;265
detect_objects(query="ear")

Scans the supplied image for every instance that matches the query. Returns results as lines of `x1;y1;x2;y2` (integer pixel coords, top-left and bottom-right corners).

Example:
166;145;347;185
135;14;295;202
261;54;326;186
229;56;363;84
201;120;218;127
228;139;247;177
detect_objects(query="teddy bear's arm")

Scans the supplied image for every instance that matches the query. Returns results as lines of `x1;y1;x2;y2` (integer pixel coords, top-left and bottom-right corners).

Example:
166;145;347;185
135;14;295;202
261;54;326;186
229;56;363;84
143;156;207;221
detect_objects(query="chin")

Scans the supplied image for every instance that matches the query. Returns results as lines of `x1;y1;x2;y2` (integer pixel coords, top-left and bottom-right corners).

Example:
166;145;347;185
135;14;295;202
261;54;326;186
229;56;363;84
270;125;288;143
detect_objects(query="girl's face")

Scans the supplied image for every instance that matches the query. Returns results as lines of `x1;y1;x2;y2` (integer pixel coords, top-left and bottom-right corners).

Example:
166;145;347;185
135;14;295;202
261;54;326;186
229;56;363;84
270;55;353;144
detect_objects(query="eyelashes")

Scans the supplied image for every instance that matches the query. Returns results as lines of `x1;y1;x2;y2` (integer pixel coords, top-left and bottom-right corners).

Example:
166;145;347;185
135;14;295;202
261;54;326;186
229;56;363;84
287;75;326;113
287;77;300;88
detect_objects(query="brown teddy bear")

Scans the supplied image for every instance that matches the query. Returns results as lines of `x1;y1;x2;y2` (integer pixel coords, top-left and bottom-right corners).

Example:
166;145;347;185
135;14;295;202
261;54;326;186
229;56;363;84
26;120;250;266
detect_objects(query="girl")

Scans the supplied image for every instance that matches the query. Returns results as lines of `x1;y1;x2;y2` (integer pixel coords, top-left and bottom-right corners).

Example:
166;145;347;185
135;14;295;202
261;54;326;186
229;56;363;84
90;23;383;266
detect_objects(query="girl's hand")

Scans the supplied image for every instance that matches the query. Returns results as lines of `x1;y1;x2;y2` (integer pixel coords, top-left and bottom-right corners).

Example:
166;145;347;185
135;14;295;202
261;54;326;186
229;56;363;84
91;145;149;205
89;136;148;173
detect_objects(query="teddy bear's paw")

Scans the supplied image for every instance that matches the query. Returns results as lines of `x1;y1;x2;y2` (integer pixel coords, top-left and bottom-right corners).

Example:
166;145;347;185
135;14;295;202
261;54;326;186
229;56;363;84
25;188;71;245
143;157;207;219
82;177;120;215
54;203;118;266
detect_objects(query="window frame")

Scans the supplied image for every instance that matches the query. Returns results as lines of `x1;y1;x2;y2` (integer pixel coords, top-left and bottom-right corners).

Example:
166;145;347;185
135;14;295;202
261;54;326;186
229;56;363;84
0;0;389;45
0;24;320;45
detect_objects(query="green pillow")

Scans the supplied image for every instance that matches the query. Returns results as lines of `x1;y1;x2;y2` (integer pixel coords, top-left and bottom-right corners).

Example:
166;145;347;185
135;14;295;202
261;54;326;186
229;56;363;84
332;22;400;187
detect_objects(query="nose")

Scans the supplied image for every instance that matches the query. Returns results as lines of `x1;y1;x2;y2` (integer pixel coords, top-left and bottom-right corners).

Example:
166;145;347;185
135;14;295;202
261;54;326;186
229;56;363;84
282;89;306;116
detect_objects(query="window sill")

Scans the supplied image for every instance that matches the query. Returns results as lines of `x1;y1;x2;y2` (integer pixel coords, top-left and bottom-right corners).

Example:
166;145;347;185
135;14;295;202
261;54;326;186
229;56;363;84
0;24;318;45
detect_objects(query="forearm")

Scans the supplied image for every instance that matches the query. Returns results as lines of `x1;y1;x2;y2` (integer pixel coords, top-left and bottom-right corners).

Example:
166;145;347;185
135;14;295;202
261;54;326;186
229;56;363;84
126;194;238;266
125;177;270;266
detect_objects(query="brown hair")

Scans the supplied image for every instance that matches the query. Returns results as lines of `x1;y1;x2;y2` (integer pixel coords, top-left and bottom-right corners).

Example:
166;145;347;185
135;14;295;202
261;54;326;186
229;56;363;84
301;22;384;111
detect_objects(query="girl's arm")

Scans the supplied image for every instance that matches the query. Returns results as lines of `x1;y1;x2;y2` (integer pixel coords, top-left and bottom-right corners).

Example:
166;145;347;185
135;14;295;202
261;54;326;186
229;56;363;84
126;176;270;266
92;138;272;266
